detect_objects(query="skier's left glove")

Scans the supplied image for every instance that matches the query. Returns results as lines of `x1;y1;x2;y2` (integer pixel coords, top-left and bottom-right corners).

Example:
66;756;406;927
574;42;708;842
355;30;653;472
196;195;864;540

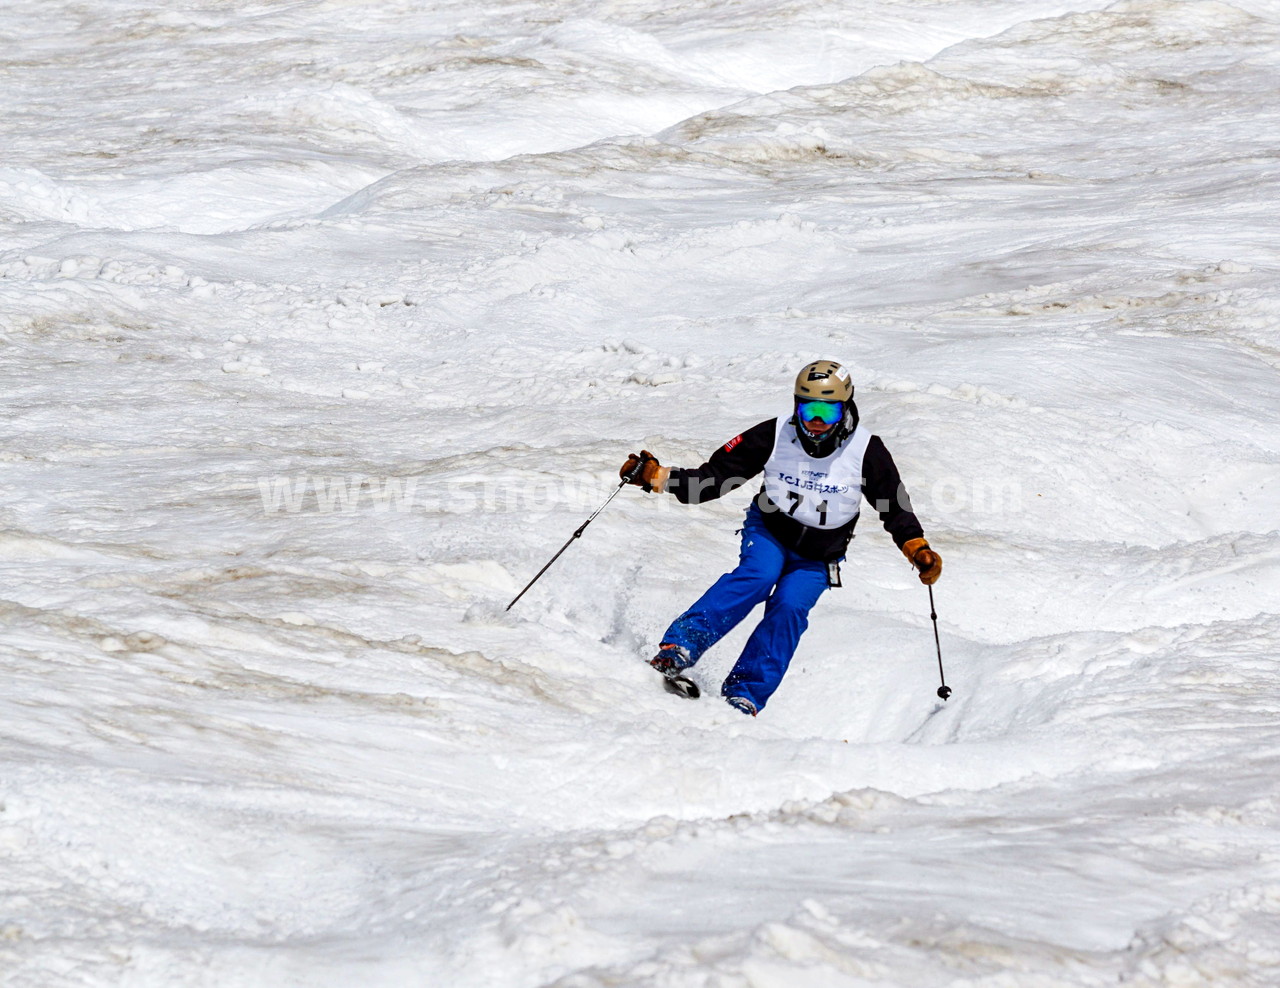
903;538;942;585
619;450;669;493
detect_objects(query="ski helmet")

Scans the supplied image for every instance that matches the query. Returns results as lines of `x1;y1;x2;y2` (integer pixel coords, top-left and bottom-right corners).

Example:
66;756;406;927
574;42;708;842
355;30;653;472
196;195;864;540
793;360;856;456
794;360;854;402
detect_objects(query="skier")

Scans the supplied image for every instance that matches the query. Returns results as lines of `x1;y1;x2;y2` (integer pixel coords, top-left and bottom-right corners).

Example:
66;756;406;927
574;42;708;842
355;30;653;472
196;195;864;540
620;360;941;716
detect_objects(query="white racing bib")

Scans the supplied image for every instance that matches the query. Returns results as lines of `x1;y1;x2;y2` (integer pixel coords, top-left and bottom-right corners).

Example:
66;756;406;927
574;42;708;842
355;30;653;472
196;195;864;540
762;416;872;529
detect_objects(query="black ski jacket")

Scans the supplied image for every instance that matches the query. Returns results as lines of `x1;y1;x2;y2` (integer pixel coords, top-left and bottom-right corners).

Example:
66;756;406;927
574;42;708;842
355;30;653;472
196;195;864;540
665;415;925;562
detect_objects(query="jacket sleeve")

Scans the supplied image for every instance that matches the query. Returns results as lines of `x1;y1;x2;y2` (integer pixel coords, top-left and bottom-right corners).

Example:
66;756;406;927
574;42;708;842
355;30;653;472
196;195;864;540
862;436;925;549
665;419;777;505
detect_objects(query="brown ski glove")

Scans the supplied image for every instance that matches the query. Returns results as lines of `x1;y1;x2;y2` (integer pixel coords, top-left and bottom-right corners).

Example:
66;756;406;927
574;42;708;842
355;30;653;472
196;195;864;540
619;450;668;493
902;537;942;585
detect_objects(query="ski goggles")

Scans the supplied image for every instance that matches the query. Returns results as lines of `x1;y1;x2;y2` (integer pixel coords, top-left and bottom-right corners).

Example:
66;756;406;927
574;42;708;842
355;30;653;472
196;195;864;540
796;399;844;425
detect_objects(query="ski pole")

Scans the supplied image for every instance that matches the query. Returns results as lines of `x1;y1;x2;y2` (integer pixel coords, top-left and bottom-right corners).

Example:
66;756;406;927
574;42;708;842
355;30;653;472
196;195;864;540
506;457;645;611
928;584;951;700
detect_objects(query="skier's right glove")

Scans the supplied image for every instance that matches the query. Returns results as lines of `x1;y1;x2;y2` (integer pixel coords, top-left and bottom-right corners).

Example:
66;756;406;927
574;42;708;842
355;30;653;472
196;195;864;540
903;538;942;585
620;450;667;493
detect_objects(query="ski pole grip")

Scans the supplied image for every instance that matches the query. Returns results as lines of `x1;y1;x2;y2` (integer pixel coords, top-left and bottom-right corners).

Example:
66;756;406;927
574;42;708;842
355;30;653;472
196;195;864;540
622;452;646;484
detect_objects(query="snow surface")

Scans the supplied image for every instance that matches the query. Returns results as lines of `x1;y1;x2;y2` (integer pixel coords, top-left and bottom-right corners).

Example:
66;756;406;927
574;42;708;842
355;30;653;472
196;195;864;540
3;0;1280;984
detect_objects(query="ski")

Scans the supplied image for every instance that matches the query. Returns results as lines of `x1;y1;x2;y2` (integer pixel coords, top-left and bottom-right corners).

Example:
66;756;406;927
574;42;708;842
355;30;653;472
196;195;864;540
662;673;700;699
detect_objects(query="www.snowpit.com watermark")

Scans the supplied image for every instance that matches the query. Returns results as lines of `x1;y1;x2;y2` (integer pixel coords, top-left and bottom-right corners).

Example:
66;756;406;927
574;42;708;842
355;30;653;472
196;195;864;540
256;473;1024;517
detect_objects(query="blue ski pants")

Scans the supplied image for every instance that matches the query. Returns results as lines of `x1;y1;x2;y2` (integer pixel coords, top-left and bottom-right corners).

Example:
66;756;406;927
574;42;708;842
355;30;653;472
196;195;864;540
660;504;832;712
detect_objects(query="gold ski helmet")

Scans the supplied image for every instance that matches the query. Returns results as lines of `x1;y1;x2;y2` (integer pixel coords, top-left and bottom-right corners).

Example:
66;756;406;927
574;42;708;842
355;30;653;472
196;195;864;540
794;360;854;402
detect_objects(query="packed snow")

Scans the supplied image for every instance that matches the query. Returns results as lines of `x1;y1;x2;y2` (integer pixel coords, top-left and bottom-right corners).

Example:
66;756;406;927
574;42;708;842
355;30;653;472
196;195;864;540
2;0;1279;985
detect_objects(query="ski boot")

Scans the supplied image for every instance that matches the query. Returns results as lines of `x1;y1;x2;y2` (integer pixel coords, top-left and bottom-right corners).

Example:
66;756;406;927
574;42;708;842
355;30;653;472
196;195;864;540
651;644;699;699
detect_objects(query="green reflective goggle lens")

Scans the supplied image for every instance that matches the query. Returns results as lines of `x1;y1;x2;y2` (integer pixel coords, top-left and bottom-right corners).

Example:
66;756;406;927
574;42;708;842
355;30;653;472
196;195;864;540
797;399;843;425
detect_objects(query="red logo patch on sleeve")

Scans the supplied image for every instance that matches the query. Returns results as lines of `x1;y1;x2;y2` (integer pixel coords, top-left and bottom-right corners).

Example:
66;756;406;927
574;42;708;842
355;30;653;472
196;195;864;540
724;435;743;452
